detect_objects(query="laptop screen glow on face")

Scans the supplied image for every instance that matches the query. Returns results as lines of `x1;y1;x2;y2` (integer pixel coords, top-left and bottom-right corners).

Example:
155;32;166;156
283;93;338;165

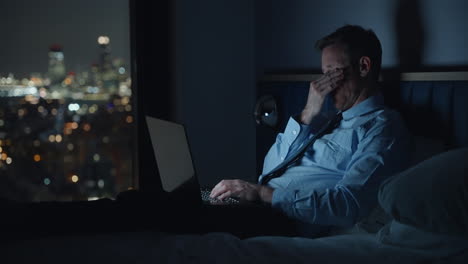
145;116;195;192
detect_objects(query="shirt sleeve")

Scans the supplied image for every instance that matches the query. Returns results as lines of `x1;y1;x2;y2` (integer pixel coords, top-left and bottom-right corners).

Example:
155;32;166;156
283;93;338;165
259;113;331;181
259;116;308;177
271;115;410;227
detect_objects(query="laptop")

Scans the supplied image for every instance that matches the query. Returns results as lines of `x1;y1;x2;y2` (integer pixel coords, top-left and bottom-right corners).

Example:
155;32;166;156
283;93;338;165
141;116;295;237
144;116;242;206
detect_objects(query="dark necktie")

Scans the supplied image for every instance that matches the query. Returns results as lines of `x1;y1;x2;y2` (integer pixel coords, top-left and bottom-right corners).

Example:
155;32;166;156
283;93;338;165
259;112;343;185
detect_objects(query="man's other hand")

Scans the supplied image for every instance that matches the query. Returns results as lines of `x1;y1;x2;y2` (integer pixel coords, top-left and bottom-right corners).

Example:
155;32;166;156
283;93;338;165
210;179;273;204
301;69;344;124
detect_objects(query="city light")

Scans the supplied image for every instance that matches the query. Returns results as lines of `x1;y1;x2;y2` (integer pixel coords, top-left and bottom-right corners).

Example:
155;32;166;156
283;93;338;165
51;91;60;99
63;77;72;86
121;96;129;105
97;36;110;45
68;103;80;111
83;123;91;132
89;104;98;114
125;115;133;123
25;94;39;104
87;86;99;93
67;143;74;151
71;175;79;183
44;178;51;185
97;179;105;188
0;34;134;202
39;88;47;98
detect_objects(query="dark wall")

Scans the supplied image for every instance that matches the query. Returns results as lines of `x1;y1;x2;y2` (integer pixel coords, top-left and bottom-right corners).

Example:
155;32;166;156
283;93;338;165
173;0;256;186
256;0;468;75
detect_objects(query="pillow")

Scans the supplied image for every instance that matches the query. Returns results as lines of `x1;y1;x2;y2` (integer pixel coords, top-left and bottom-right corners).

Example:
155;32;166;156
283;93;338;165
378;148;468;238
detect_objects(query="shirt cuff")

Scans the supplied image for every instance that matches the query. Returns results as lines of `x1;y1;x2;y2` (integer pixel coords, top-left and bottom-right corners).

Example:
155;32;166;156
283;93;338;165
271;188;295;217
283;117;302;139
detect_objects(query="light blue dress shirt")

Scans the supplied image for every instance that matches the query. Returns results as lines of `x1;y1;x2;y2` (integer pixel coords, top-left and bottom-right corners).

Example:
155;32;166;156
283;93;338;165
259;94;410;228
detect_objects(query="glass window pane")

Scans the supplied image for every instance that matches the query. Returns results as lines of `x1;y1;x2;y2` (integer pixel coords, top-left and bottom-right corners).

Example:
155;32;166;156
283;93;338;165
0;0;134;202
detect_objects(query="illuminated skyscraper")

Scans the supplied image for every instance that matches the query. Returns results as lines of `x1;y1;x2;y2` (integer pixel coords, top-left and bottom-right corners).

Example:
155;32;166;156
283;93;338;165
47;44;68;98
47;44;66;85
98;36;118;95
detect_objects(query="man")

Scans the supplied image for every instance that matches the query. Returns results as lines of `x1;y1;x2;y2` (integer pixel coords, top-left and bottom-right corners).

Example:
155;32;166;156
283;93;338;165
210;25;409;236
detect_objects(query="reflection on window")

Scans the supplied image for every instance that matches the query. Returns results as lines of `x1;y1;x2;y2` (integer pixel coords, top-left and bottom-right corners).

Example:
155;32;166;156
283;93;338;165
0;36;134;202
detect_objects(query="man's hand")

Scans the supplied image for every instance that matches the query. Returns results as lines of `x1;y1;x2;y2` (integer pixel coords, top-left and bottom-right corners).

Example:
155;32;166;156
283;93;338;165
301;69;344;124
210;179;273;204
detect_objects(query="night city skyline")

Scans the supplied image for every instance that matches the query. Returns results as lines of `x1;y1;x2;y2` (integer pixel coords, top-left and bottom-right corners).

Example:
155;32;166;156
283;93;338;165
0;0;134;202
0;0;130;78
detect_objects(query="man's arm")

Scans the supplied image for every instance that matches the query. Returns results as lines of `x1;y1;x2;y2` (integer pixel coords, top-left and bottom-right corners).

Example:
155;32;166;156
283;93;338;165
262;70;343;177
271;116;410;227
210;70;344;202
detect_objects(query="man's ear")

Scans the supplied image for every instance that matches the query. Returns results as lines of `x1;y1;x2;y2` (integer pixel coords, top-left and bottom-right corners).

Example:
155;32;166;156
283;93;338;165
359;56;371;77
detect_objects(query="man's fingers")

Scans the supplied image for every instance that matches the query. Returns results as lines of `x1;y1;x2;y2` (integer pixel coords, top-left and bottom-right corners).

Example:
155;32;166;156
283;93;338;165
210;181;228;198
315;72;344;93
330;73;344;84
328;68;344;78
216;190;232;200
210;180;240;199
314;70;343;86
314;75;331;87
321;81;337;94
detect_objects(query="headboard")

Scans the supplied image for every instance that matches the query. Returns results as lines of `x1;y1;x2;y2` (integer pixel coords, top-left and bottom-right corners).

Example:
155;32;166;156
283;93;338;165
255;72;468;175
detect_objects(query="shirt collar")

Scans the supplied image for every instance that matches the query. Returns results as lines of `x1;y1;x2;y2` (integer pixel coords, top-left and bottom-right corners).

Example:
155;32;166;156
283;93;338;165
342;93;385;120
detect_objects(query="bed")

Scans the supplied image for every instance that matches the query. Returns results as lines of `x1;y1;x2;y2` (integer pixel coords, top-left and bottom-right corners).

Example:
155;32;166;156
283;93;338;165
3;72;468;264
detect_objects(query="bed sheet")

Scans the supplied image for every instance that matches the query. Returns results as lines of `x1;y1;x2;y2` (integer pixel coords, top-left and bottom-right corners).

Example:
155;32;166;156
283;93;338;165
4;223;468;264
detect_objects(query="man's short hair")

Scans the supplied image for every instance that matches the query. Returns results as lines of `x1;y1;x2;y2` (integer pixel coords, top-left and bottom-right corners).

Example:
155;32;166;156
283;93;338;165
316;25;382;81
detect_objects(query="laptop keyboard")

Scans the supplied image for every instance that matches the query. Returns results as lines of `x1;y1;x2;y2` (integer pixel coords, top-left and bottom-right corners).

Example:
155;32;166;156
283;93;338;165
200;188;240;204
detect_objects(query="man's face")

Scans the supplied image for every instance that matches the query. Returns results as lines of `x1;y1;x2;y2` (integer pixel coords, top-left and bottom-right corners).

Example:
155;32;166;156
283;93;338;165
321;44;362;111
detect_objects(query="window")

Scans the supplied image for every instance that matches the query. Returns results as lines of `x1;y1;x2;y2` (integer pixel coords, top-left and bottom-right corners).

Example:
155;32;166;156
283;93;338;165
0;0;135;202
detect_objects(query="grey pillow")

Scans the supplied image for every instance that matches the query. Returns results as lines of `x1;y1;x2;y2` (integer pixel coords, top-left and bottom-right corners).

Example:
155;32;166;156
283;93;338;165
378;148;468;237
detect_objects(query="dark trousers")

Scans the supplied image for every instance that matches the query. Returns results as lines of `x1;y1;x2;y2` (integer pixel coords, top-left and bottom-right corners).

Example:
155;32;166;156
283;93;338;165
2;191;300;241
